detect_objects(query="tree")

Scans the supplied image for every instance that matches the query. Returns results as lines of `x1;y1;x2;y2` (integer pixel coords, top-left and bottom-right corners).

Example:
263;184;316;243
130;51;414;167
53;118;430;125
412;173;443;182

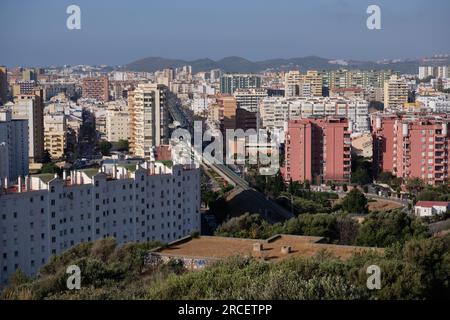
406;177;425;196
351;156;373;185
42;150;52;164
40;163;62;175
356;210;429;247
98;141;113;156
117;139;129;152
340;188;368;214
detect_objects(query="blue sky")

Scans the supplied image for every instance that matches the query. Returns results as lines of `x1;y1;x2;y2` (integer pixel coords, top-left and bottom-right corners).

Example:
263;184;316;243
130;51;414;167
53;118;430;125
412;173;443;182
0;0;449;67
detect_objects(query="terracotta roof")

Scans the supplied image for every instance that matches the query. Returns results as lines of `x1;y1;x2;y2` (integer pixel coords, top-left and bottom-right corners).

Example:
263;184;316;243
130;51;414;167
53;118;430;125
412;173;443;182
415;201;450;208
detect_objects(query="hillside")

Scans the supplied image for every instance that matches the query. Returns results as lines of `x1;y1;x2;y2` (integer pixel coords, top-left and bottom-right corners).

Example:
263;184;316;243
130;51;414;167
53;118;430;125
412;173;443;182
1;211;449;300
124;55;450;74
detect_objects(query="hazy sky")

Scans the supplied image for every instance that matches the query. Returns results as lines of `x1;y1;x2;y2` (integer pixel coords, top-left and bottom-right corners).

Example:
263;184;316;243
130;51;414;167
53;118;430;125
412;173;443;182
1;0;449;67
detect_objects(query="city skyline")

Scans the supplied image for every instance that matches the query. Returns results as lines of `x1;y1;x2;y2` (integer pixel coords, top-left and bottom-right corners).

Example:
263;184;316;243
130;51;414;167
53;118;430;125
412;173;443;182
1;0;450;67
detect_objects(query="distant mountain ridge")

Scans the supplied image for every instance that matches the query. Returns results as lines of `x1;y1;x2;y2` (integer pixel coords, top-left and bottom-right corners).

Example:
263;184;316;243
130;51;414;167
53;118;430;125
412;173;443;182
124;55;450;74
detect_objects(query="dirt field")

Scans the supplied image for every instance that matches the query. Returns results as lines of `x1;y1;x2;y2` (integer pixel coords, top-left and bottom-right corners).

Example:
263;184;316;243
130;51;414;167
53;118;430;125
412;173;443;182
368;199;403;212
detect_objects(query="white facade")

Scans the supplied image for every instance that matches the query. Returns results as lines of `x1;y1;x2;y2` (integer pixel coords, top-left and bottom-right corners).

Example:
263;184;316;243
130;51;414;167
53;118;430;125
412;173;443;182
414;202;450;217
418;66;435;79
0;163;200;285
259;97;370;142
234;88;268;112
416;95;450;113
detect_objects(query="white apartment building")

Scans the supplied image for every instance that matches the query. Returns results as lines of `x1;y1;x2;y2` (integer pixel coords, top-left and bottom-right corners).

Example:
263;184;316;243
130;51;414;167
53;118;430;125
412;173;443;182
233;88;268;113
0;162;200;285
259;97;369;142
260;97;302;142
191;93;215;115
416;95;450;113
419;66;436;79
0;108;29;183
11;94;45;163
419;66;449;79
106;110;130;142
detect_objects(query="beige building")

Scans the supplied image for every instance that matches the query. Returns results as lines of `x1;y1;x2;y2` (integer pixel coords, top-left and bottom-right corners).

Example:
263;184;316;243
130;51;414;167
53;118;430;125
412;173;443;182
208;103;223;126
106;110;129;142
128;83;169;159
11;89;44;163
284;70;322;97
0;66;7;105
384;75;408;110
351;133;373;158
44;114;66;160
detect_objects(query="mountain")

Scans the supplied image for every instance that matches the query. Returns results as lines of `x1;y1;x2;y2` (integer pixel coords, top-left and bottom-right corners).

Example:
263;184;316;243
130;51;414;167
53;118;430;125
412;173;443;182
124;55;450;74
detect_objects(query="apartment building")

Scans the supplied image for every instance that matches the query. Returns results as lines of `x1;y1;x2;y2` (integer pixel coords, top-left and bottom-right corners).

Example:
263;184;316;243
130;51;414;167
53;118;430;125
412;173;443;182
128;83;169;159
0;108;29;183
12;81;37;96
11;89;45;163
233;88;267;112
372;114;450;185
0;66;7;105
106;110;129;142
419;66;449;79
82;77;109;102
220;74;262;94
259;97;369;142
259;97;302;142
321;69;397;89
383;75;408;110
216;95;238;132
0;162;201;285
284;70;322;98
44;114;66;160
282;117;351;184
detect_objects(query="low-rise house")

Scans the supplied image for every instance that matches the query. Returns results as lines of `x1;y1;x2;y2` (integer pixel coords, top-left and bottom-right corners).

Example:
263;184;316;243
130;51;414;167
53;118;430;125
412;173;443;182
414;201;450;217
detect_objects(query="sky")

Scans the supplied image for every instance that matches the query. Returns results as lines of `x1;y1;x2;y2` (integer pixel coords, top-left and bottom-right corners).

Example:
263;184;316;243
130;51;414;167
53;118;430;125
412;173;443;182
0;0;449;67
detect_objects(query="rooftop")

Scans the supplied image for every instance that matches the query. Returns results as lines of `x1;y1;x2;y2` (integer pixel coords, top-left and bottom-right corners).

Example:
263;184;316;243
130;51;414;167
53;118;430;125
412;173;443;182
415;201;450;208
155;234;383;261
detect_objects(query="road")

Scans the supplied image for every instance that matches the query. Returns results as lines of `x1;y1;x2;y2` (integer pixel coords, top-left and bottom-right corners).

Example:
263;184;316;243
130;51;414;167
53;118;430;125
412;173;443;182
168;100;294;222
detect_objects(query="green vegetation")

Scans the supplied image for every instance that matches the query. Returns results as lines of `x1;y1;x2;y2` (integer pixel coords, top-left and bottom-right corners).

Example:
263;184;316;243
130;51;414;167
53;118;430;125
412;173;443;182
340;188;368;214
376;171;402;192
416;184;450;202
33;173;58;184
215;209;429;248
1;238;162;300
3;235;449;300
156;160;173;168
148;235;450;300
98;141;112;156
116;139;129;152
40;163;62;175
351;156;373;186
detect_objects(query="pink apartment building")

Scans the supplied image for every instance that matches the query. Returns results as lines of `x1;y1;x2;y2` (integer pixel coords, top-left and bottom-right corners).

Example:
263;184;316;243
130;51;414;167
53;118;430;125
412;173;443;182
372;114;450;185
282;117;351;184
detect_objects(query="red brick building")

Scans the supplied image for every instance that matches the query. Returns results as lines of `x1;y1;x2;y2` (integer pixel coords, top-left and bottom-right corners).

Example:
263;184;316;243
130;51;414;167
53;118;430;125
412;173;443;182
82;76;109;102
282;117;351;184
